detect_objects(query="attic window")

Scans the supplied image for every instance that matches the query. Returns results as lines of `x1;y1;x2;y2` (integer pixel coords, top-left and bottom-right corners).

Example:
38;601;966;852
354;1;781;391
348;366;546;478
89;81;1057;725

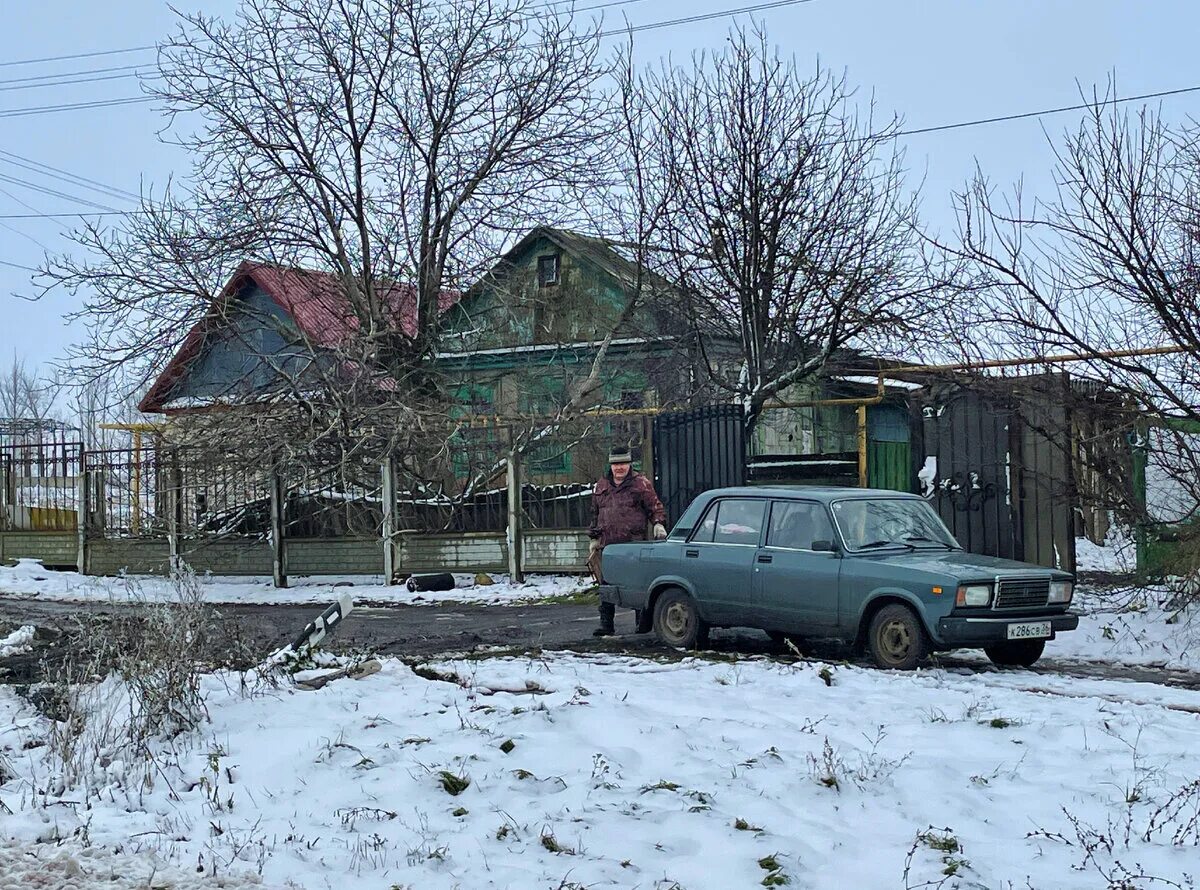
537;254;560;287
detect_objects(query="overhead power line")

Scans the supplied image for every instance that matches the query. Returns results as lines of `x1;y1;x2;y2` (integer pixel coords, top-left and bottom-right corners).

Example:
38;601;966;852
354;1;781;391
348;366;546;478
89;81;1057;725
0;96;153;118
0;150;140;202
0;0;656;76
895;84;1200;138
0;44;157;69
0;172;120;211
0;258;39;272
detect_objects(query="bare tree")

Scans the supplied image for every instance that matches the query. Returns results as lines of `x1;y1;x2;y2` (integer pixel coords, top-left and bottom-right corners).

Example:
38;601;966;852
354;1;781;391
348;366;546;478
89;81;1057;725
948;85;1200;578
633;26;935;438
38;0;613;469
0;354;61;442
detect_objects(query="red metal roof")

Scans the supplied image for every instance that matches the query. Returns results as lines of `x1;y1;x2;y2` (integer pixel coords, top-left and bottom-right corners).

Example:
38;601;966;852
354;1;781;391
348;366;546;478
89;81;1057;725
139;261;458;414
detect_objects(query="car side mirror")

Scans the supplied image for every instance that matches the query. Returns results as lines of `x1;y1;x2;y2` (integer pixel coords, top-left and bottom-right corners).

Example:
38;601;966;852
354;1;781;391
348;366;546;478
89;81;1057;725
811;539;837;553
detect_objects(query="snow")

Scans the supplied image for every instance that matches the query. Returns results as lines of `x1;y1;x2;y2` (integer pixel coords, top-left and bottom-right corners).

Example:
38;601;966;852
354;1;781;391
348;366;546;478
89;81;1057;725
833;374;925;391
0;837;274;889
0;559;592;607
1075;527;1138;573
917;455;937;497
3;652;1200;890
0;624;35;657
1052;585;1200;671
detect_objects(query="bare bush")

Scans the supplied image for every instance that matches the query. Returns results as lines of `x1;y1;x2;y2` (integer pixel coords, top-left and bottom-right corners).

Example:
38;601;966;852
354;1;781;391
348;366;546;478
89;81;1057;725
39;567;219;794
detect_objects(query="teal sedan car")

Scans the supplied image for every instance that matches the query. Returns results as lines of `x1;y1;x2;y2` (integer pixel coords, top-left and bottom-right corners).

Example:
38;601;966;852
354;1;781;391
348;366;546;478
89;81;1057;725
597;486;1079;669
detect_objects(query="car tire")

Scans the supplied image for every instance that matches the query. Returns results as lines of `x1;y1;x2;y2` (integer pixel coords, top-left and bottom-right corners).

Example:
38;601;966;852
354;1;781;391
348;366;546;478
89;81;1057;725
867;604;928;670
984;640;1045;668
653;588;707;649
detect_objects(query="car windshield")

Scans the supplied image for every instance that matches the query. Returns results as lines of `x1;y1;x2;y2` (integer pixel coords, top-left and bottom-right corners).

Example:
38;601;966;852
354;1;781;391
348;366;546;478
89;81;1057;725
831;498;960;552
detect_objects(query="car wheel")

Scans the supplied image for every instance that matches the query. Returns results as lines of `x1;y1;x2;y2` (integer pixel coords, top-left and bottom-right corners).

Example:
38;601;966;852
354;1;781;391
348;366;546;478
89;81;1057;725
867;604;927;670
984;640;1045;668
653;589;707;649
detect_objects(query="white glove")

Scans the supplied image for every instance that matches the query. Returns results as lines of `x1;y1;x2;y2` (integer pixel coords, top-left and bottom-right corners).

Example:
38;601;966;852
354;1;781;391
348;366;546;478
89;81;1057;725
652;523;667;540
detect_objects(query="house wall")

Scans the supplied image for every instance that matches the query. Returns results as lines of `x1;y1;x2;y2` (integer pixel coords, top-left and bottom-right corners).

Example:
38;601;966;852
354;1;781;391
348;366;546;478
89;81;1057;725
166;284;315;406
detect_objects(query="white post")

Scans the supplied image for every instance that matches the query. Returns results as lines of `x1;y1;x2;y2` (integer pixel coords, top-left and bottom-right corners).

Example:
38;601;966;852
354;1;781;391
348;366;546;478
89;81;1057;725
506;451;523;583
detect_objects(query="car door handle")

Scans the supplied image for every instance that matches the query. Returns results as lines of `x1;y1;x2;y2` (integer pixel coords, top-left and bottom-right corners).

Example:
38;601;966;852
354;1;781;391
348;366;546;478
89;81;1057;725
685;549;699;558
757;554;773;564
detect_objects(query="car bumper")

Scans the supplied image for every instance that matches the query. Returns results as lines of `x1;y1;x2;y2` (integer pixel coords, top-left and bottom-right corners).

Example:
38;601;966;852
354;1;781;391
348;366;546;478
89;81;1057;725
935;611;1080;647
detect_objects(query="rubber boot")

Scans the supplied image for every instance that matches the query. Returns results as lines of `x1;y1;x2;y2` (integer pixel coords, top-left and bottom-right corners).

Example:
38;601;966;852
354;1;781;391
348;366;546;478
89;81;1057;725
593;601;616;637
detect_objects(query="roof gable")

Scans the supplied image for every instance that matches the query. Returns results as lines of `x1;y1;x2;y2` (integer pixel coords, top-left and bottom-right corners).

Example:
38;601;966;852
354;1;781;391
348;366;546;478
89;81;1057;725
139;261;458;413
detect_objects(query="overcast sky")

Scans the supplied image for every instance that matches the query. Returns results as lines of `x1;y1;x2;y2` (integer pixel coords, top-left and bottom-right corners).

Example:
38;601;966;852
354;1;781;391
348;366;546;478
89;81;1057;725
1;0;1197;378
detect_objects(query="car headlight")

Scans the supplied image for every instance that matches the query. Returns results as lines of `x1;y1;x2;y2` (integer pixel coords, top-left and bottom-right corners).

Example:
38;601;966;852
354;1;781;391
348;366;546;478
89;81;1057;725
955;584;992;607
1049;581;1074;604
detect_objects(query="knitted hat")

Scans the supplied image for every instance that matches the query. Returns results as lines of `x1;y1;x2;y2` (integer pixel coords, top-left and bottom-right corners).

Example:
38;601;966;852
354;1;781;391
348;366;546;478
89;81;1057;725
608;446;633;465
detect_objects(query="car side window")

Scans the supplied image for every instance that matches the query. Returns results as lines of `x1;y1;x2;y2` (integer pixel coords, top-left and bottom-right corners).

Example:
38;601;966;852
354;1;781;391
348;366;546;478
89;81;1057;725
690;502;718;543
767;500;836;550
711;499;766;545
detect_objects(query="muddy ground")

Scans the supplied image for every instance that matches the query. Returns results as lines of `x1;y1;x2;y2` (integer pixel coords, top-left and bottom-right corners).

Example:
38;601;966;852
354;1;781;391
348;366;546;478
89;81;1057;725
2;594;1198;690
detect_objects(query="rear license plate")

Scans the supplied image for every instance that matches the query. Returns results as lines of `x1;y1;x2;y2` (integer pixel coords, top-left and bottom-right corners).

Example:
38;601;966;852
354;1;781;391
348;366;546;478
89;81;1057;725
1007;621;1051;640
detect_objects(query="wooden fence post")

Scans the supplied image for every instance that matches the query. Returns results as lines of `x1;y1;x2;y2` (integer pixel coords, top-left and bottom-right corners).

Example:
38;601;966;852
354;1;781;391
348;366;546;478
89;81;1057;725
269;471;288;588
506;450;523;583
381;454;398;584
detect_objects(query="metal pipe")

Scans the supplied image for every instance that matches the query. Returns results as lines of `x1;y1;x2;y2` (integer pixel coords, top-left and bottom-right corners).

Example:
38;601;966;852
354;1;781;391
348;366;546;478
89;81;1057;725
856;404;868;488
871;344;1189;378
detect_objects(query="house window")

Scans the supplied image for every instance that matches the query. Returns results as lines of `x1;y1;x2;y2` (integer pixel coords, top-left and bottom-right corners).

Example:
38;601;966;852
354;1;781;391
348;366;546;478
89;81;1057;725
537;254;560;287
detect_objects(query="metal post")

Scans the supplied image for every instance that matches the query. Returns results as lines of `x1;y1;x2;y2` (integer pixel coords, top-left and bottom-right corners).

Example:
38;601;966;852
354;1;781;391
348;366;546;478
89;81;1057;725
131;429;142;536
167;455;183;573
506;450;523;583
381;454;397;584
269;471;288;588
76;466;89;574
856;404;869;488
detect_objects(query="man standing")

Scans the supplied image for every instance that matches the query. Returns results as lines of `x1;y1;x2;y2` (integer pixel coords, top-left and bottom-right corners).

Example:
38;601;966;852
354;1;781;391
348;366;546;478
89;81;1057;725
588;445;667;636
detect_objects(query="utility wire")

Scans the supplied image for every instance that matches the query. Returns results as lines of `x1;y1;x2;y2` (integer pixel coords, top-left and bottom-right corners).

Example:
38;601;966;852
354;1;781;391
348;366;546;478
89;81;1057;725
4;80;1198;221
0;0;655;76
0;258;39;272
0;45;156;69
0;172;119;211
0;96;154;118
0;150;141;202
0;62;148;87
0;0;802;116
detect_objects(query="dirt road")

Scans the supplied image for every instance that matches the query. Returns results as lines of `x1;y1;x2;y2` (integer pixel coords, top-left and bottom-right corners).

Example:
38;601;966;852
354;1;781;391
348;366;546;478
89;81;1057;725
2;595;1198;691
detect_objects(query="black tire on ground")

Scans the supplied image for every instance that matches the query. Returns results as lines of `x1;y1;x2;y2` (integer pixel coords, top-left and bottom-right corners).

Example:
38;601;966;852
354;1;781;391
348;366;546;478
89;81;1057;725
984;640;1046;668
653;588;708;649
866;604;928;670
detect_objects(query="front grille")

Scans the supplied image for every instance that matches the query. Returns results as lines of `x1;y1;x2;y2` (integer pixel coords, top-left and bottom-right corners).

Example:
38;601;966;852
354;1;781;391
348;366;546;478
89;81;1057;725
994;578;1050;610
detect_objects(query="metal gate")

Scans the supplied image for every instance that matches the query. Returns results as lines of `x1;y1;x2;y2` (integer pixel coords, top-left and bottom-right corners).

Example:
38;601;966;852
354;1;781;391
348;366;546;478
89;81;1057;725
652;405;747;525
914;383;1076;571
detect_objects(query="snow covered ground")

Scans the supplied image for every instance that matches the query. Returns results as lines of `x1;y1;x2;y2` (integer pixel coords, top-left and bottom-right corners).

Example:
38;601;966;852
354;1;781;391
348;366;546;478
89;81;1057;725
3;652;1200;890
0;559;592;606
